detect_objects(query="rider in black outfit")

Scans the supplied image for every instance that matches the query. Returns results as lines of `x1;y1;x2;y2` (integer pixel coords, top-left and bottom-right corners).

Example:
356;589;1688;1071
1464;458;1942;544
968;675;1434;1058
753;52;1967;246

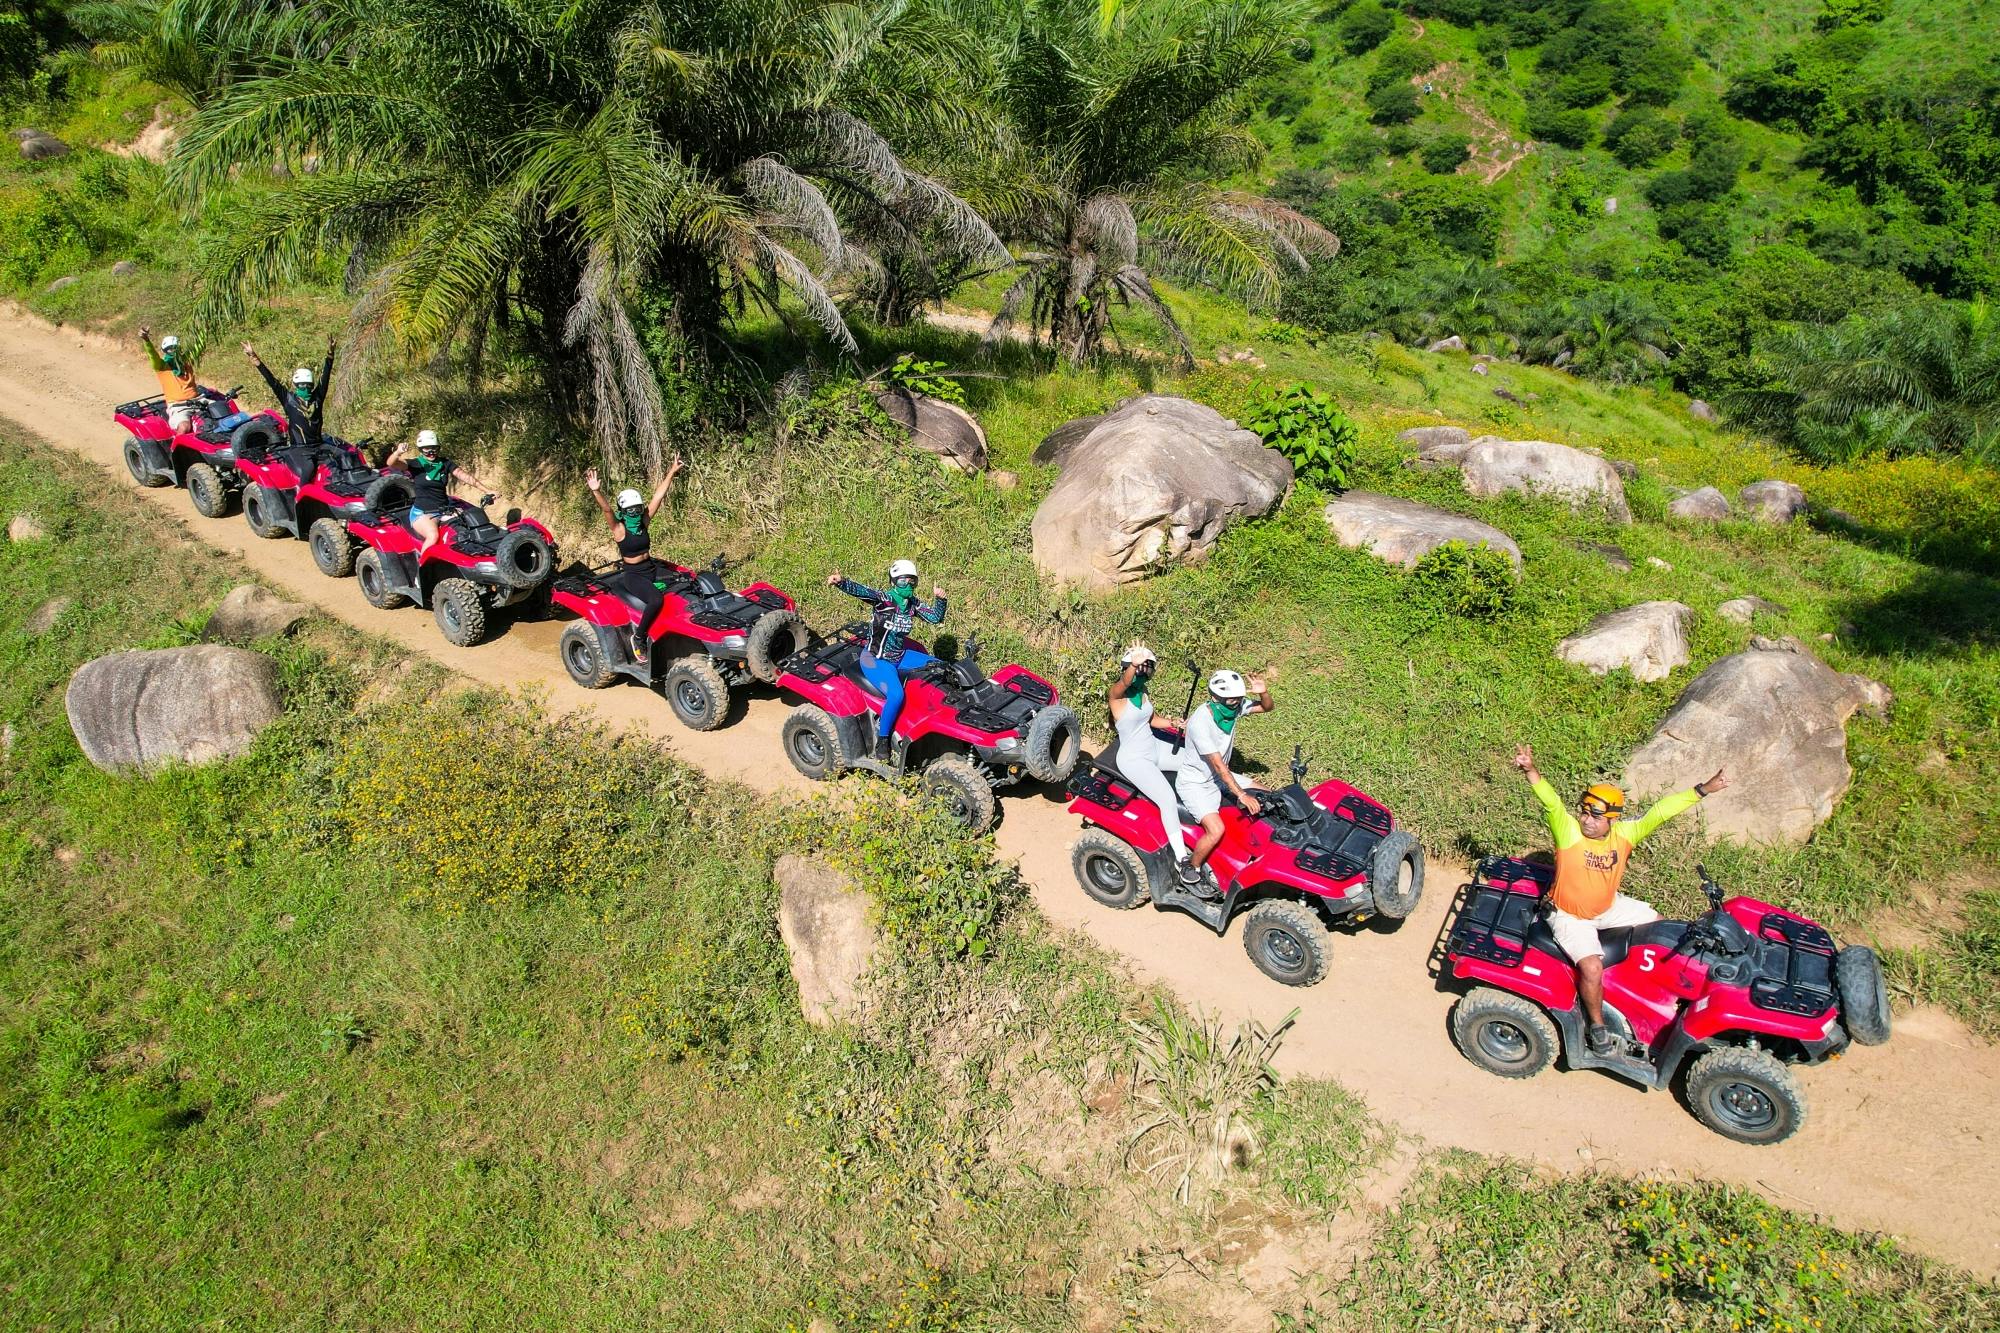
242;338;354;484
586;457;685;656
386;430;499;560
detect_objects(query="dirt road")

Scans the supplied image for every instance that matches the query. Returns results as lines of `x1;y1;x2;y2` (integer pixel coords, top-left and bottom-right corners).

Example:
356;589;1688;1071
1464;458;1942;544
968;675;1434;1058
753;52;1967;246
5;305;1996;1275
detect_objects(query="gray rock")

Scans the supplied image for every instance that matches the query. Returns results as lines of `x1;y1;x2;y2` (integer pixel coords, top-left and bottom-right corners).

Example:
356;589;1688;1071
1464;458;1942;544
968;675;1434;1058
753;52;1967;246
1324;492;1521;570
8;513;47;542
1556;601;1693;683
1032;413;1105;467
1625;636;1882;846
774;854;880;1027
1471;362;1490;376
1739;479;1808;524
8;129;41;143
1604;196;1618;214
110;259;140;277
1425;335;1466;353
1611;459;1638;481
1668;486;1731;522
1457;438;1631;522
1031;396;1293;590
874;387;988;473
988;469;1018;491
64;646;283;773
1716;596;1786;626
1397;425;1471;458
19;133;70;160
24;596;72;636
201;585;310;644
1689;399;1719;423
1646;556;1673;571
45;276;78;293
1575;540;1632;572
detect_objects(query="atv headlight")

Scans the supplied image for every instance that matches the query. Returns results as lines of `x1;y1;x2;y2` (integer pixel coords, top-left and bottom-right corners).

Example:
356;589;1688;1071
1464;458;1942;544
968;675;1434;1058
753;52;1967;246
720;634;747;649
994;736;1021;751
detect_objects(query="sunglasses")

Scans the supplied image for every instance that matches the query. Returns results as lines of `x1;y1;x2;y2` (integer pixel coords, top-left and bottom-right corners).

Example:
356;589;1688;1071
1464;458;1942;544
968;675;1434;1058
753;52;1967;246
1578;798;1623;818
892;576;917;588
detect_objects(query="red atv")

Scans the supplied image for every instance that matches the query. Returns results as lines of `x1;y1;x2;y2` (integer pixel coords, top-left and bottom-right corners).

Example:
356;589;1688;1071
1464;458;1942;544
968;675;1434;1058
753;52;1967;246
550;553;811;731
774;628;1081;831
1441;858;1891;1145
343;474;557;646
231;433;384;573
113;390;286;518
1067;739;1423;987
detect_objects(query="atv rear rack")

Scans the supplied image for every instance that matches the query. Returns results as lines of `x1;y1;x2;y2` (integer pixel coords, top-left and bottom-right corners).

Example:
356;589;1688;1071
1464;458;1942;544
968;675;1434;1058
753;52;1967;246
1446;883;1541;968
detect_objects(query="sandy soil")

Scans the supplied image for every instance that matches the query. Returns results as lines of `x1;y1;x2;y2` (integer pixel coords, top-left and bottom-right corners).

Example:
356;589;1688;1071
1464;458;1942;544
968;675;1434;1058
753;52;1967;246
4;303;1996;1276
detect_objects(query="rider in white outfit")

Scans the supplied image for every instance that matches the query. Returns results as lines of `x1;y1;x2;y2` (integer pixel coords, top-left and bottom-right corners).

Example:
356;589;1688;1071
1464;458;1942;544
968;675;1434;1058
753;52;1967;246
1108;644;1190;872
1173;668;1273;897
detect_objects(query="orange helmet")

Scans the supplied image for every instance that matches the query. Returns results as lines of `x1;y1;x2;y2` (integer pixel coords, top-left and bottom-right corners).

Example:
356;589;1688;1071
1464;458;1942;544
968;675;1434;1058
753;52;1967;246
1579;783;1626;819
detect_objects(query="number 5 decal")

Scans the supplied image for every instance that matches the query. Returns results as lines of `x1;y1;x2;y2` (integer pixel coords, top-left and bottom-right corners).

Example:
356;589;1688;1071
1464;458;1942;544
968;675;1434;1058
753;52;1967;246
1638;950;1657;972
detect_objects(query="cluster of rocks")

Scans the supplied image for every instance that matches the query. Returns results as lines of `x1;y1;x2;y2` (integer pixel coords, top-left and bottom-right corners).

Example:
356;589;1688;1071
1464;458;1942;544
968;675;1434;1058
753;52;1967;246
12;127;68;160
1213;346;1267;369
1668;479;1807;525
1401;425;1631;521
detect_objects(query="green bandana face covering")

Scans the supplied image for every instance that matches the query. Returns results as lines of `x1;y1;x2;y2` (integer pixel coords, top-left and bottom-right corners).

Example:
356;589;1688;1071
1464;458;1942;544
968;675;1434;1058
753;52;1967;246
1129;670;1151;705
619;511;644;536
293;385;312;404
1209;699;1241;733
888;585;916;611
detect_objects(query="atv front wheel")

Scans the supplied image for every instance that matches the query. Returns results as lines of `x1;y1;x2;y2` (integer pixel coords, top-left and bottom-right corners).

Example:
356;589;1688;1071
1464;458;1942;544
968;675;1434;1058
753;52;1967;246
308;518;356;577
185;461;232;518
242;483;286;538
1835;945;1891;1046
921;754;997;832
125;437;168;487
1071;828;1153;910
744;609;811;684
355;548;409;609
663;655;730;731
560;623;616;689
1367;829;1424;919
1241;900;1332;987
433;578;489;646
783;704;849;781
1450;987;1558;1079
1685;1047;1806;1146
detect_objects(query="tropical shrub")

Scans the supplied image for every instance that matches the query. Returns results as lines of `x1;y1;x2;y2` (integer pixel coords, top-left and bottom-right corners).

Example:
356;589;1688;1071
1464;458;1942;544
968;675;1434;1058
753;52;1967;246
1244;382;1358;489
1419;134;1471;175
1405;539;1517;621
1335;0;1392;54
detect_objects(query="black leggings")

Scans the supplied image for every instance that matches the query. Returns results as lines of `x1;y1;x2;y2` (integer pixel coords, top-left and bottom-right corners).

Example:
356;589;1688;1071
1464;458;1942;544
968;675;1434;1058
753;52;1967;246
615;559;669;640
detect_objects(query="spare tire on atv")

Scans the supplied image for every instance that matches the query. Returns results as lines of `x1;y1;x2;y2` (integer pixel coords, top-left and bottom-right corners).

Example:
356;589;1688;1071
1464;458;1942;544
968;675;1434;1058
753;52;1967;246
1367;828;1424;919
1835;945;1891;1046
493;527;554;589
229;415;283;459
363;472;416;513
1023;703;1082;783
744;609;811;684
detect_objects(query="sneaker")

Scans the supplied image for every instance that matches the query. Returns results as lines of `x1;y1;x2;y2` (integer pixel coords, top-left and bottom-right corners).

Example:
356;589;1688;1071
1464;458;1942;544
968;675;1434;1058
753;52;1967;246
1174;862;1200;887
1586;1024;1616;1056
872;735;891;763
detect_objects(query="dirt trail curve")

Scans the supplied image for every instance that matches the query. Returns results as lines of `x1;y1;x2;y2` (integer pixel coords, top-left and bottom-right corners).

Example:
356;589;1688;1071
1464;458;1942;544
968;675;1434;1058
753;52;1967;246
4;304;1996;1276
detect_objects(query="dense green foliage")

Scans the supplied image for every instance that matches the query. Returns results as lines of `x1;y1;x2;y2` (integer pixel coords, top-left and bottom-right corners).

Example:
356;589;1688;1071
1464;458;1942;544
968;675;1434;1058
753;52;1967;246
1243;380;1358;488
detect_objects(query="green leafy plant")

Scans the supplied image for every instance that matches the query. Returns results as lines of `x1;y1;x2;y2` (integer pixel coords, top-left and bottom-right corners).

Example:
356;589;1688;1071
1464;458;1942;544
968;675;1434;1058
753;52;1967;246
1405;539;1518;622
1127;999;1295;1207
881;353;966;405
1244;382;1359;489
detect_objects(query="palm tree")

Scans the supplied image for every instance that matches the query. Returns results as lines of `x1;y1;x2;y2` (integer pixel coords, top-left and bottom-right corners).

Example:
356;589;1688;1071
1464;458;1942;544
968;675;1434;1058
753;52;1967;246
1524;289;1669;384
974;0;1336;366
1732;300;2000;465
150;0;1003;474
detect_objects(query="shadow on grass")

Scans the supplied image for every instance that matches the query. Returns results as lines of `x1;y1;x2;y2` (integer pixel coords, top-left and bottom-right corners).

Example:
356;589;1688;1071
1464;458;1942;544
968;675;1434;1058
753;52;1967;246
1842;564;2000;659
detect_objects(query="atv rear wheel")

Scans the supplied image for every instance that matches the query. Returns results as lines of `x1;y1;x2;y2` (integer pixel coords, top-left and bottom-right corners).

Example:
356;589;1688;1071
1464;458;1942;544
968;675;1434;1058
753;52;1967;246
1071;828;1153;910
1367;829;1424;919
1685;1047;1806;1146
1023;704;1082;783
1241;900;1332;987
1450;987;1558;1079
355;548;409;609
1835;946;1891;1046
433;578;488;646
186;461;232;518
308;518;356;577
663;655;730;731
744;609;811;684
921;754;997;832
560;623;616;689
242;483;286;538
783;704;849;781
125;437;168;487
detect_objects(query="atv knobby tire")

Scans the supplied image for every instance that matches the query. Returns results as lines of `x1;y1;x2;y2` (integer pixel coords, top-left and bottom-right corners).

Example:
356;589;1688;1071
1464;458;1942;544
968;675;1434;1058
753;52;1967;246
744;609;811;684
1241;900;1332;987
1071;828;1153;910
432;578;488;646
663;655;730;731
1022;704;1082;783
560;623;617;689
363;473;415;513
185;461;232;518
921;754;997;832
1367;829;1424;919
1835;945;1892;1046
242;483;286;538
783;704;849;781
1685;1047;1806;1146
229;416;283;459
308;517;356;577
494;528;553;590
1450;986;1558;1079
125;437;169;487
355;548;409;609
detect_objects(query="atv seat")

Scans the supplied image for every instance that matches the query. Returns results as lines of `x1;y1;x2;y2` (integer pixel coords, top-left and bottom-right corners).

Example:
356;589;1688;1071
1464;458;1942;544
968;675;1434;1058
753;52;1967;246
1527;917;1688;969
1090;734;1223;828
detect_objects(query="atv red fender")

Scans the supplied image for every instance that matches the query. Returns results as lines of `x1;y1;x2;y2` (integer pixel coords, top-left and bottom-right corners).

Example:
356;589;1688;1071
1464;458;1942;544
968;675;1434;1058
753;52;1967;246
344;489;558;646
114;393;285;495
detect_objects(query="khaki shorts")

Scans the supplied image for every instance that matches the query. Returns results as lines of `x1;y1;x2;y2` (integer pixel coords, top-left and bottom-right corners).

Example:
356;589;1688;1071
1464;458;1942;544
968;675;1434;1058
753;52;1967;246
1548;894;1658;961
167;401;197;433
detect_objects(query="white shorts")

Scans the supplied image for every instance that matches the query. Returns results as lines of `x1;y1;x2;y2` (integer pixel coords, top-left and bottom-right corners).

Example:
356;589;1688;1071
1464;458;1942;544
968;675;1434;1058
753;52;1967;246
1548;894;1658;961
167;402;196;433
1174;772;1222;822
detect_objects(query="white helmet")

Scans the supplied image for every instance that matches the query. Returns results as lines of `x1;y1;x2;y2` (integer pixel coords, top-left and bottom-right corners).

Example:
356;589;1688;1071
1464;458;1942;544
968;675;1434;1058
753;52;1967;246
615;488;644;510
1120;643;1156;666
291;366;315;386
888;558;919;583
415;429;439;453
1208;669;1247;700
159;334;181;352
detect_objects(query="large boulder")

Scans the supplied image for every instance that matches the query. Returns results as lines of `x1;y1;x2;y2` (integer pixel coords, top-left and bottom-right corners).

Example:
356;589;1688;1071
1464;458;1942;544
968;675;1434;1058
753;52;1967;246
1688;399;1719;423
1667;486;1731;522
1030;396;1293;590
1624;636;1886;846
774;854;880;1027
201;584;311;644
1456;438;1631;521
1398;425;1473;465
1739;479;1807;525
1032;413;1104;467
65;646;283;773
1555;601;1692;683
1425;335;1466;353
873;388;988;474
1324;491;1521;570
19;133;70;161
